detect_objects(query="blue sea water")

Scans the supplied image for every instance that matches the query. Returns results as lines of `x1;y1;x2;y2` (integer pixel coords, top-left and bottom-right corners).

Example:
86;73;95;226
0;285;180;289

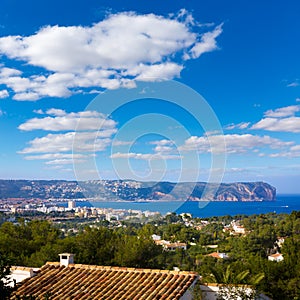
75;195;299;217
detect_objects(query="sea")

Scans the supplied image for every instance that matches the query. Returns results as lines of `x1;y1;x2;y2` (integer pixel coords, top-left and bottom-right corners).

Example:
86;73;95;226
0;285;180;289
69;195;299;218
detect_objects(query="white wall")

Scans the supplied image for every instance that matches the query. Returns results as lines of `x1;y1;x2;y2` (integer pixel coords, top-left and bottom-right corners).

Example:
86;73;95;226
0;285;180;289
6;267;35;287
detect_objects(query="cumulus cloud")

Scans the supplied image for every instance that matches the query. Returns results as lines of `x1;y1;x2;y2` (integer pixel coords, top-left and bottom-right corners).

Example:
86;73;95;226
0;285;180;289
250;105;300;133
154;145;174;153
0;11;222;100
112;140;132;146
18;108;118;168
264;105;300;118
19;131;113;154
18;109;116;131
0;89;9;98
224;122;250;130
188;23;223;59
251;117;300;133
110;139;180;161
150;139;174;146
46;108;67;117
45;159;86;165
179;134;293;154
111;152;180;160
269;146;300;158
150;139;176;154
0;67;21;77
24;153;93;160
130;63;183;82
291;145;300;152
111;133;294;163
33;109;44;115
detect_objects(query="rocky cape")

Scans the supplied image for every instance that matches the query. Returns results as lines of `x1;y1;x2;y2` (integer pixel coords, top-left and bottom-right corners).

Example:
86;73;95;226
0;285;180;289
0;180;276;201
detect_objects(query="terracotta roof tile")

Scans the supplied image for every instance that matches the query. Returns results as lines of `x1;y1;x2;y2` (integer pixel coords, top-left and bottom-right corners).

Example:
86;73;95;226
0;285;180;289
11;263;198;300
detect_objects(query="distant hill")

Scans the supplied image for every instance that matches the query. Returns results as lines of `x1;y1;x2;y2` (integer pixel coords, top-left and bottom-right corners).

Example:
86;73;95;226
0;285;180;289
0;180;276;201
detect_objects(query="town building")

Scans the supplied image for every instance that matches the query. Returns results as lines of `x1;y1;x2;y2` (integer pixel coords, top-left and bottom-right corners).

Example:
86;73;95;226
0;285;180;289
5;267;39;287
200;283;272;300
153;237;187;251
268;253;284;262
67;200;76;210
206;252;229;259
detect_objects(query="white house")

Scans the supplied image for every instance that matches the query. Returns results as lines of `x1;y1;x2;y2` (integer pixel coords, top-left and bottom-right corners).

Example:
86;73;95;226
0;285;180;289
6;266;39;287
268;253;284;262
200;283;272;300
206;252;229;259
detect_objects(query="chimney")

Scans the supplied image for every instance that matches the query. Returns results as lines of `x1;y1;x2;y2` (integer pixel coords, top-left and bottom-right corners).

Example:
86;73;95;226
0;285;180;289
59;253;74;267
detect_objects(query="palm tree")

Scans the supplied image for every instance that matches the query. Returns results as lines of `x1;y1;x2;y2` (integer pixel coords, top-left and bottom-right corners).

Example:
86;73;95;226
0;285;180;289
210;265;265;300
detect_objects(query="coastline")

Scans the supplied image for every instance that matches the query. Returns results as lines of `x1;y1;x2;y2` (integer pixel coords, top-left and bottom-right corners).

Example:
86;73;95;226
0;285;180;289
79;195;298;217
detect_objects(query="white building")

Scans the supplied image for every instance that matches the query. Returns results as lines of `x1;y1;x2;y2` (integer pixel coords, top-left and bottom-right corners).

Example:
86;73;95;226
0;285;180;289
200;283;272;300
231;220;246;234
68;200;76;210
151;234;161;241
206;252;229;259
268;253;284;262
6;267;39;287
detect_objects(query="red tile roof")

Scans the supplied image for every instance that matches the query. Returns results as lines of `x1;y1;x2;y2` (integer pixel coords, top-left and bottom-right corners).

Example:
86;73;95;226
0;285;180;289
269;253;282;258
11;263;198;300
206;252;221;259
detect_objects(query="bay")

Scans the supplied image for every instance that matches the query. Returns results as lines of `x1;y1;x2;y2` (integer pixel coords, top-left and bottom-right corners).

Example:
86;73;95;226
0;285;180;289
74;195;300;217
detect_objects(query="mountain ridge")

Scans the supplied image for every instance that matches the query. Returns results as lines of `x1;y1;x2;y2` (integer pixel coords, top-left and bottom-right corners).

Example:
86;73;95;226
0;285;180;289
0;179;276;201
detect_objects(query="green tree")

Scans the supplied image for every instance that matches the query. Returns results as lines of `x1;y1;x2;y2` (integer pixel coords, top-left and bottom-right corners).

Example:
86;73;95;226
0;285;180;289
114;234;162;268
0;251;12;300
212;265;264;300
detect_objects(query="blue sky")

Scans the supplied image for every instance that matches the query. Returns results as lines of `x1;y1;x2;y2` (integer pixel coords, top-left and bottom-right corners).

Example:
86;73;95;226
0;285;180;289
0;0;300;193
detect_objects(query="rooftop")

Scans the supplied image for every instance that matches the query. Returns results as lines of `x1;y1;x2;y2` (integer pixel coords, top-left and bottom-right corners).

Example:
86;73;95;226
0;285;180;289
206;252;229;259
268;253;283;258
11;262;198;300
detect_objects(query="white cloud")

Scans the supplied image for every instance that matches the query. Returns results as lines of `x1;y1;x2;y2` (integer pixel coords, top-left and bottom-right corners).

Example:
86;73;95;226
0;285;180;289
291;145;300;151
33;109;44;115
154;145;174;153
18;109;116;131
225;122;250;130
13;92;40;101
110;139;180;161
24;153;92;160
188;23;223;59
150;139;177;154
19;131;113;154
264;105;300;118
0;11;222;100
269;144;300;158
150;139;174;146
251;117;300;133
46;108;67;117
0;89;9;98
130;62;183;81
112;140;131;146
0;67;21;77
18;108;118;169
251;105;300;132
179;134;293;154
287;81;299;87
45;159;86;165
111;152;180;160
